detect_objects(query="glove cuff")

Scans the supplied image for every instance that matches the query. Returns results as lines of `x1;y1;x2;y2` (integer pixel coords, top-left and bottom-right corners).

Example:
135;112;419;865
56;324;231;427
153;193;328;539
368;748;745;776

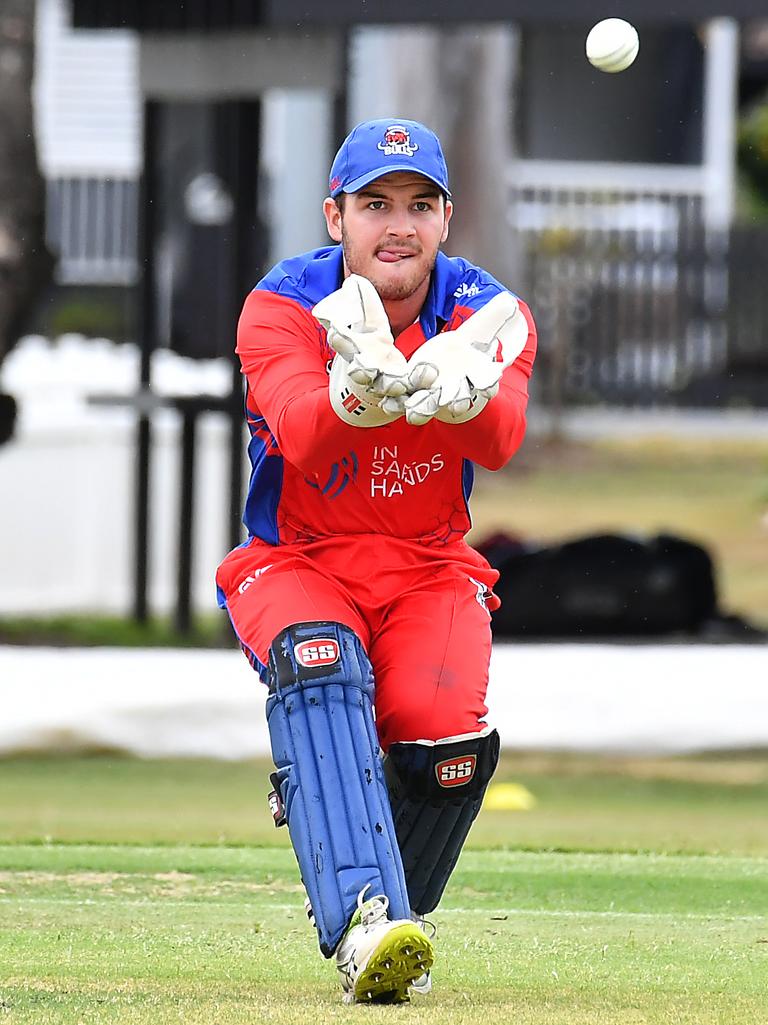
328;354;401;428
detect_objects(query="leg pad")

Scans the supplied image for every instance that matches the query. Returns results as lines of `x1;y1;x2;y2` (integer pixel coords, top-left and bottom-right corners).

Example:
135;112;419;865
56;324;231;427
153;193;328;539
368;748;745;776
266;621;410;956
383;727;500;914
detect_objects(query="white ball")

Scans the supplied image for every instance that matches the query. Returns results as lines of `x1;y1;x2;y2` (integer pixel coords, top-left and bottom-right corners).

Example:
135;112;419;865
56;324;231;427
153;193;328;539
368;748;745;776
586;18;639;73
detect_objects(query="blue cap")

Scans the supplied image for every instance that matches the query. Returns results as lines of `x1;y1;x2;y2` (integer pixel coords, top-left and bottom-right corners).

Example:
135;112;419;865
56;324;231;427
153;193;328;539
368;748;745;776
329;118;450;199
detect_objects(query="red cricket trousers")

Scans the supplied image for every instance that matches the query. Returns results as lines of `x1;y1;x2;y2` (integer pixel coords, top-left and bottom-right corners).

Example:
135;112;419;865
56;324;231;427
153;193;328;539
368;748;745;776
216;534;500;751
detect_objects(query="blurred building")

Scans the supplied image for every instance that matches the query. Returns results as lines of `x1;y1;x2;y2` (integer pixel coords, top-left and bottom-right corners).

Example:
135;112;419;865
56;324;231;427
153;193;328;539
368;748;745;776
7;0;767;620
35;0;140;286
34;0;332;301
37;3;767;409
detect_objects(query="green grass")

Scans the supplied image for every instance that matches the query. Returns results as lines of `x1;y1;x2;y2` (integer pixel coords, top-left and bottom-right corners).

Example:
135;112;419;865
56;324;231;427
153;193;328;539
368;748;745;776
1;754;767;1023
1;844;766;1024
0;613;229;648
2;755;768;856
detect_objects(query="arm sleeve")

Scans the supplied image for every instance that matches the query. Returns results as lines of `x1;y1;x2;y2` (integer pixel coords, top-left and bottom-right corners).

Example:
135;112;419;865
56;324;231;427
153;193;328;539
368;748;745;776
428;299;537;471
236;289;360;478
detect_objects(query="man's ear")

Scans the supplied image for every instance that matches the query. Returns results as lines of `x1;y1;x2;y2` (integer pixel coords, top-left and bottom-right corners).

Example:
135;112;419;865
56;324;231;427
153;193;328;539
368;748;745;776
441;200;453;244
323;197;343;243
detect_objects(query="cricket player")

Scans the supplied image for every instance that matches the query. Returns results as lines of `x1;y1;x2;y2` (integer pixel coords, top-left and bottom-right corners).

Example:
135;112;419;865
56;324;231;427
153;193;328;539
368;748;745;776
216;118;537;1003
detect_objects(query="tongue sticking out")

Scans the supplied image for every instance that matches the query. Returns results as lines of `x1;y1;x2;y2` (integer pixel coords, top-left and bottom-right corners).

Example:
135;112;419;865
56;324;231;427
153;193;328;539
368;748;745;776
377;251;409;263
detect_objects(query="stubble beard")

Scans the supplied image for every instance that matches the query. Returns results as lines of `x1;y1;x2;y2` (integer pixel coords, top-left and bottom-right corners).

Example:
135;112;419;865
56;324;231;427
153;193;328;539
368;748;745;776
341;225;437;302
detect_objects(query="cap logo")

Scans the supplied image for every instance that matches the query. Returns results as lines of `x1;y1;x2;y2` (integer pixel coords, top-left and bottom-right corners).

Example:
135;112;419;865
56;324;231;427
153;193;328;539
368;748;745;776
378;124;419;157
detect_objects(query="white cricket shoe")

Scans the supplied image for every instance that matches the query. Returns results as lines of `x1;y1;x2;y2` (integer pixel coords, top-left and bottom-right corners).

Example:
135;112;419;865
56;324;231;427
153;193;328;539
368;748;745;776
409;969;433;996
335;887;434;1004
409;913;436;996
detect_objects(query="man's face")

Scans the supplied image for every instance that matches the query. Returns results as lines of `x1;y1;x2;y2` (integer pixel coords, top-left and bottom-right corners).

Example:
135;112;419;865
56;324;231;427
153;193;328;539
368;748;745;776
323;172;453;302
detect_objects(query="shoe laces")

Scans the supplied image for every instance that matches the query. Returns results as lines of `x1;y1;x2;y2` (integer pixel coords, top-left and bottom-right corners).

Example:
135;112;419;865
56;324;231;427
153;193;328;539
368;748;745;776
412;912;437;940
356;883;390;927
303;895;316;930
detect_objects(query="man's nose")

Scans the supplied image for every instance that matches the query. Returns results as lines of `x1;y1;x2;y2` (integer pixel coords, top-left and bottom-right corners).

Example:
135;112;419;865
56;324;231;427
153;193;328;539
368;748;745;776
384;207;416;236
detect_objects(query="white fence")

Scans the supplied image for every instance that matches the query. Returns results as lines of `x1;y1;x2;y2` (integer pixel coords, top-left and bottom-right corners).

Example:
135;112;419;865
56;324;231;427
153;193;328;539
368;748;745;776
507;159;712;228
44;161;712;289
2;643;767;757
45;175;139;285
0;337;234;616
0;411;234;616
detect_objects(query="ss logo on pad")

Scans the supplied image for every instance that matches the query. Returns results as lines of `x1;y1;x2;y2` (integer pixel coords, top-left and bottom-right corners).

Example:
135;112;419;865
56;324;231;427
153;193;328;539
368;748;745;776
294;639;340;667
435;755;477;787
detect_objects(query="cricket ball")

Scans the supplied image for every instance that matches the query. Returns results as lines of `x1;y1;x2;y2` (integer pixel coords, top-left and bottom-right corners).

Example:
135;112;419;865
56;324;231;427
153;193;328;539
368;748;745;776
586;18;640;73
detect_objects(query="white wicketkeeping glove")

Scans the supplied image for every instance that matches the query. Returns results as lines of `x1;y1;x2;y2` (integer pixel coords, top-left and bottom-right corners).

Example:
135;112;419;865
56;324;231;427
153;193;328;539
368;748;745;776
313;274;409;427
381;292;529;426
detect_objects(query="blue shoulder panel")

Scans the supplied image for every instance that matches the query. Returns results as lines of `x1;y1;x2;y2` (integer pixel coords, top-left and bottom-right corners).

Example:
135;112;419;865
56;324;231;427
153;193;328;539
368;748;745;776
254;248;513;326
255;246;345;311
243;414;283;545
423;253;518;335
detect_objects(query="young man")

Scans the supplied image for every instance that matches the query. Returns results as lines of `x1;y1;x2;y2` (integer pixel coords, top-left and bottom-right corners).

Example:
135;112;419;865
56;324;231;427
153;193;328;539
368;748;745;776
216;118;537;1004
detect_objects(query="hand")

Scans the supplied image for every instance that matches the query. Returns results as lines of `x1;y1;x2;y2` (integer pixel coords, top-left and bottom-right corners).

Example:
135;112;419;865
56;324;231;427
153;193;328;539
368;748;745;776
396;292;528;425
313;274;408;400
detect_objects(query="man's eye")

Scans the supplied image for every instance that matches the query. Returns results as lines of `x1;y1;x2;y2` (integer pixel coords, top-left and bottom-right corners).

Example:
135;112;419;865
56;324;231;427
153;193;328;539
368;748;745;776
414;201;432;212
368;200;385;210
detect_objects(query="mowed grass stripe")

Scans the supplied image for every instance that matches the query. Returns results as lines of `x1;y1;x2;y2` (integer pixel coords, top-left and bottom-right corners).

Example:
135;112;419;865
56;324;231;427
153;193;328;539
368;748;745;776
3;754;768;855
0;844;766;919
1;896;766;923
3;843;768;870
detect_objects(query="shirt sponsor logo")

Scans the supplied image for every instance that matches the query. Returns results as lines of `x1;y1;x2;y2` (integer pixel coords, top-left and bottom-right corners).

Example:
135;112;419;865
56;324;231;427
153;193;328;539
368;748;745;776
435;755;477;787
307;451;359;500
453;282;480;299
370;444;444;498
294;639;340;668
378;124;419;157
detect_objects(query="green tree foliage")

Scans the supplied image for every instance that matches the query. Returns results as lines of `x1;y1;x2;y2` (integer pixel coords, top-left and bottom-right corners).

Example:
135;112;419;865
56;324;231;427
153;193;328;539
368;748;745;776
737;96;768;218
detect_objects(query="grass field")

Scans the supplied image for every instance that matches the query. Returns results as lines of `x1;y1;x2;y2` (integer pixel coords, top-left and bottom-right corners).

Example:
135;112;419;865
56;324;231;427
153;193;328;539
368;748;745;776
1;754;767;1023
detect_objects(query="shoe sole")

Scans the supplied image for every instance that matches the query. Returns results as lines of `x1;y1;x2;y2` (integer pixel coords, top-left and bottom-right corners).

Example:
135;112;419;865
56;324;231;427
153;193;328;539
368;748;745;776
353;922;434;1004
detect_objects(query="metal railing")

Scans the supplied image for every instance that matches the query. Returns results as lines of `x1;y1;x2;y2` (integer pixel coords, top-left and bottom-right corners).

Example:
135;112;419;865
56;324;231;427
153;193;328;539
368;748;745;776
507;160;736;408
43;164;767;409
45;175;139;285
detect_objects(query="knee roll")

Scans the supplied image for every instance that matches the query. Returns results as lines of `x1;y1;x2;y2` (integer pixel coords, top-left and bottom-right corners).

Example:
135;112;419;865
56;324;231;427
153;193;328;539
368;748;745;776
383;727;500;915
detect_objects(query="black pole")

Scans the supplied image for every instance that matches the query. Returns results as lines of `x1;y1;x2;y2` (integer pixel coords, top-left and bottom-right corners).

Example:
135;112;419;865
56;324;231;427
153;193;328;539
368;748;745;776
134;418;151;623
133;100;158;623
226;100;264;551
332;28;350;148
175;407;197;635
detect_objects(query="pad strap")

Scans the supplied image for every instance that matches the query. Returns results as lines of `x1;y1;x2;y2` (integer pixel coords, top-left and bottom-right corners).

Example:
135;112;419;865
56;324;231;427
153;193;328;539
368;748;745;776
266;621;410;956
